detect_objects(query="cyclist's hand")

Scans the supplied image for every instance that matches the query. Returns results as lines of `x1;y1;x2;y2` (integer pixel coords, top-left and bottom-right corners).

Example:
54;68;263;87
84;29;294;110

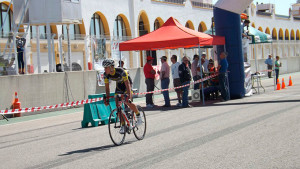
104;98;109;106
103;96;109;106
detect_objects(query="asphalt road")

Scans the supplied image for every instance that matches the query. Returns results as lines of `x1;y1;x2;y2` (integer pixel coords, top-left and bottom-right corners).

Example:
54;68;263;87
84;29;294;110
0;73;299;169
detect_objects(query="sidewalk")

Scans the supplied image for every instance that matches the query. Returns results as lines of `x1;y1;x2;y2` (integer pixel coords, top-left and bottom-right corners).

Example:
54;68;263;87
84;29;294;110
1;72;298;125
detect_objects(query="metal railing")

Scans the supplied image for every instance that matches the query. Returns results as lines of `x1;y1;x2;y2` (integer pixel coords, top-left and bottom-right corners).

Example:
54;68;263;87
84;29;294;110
191;1;213;9
152;0;186;5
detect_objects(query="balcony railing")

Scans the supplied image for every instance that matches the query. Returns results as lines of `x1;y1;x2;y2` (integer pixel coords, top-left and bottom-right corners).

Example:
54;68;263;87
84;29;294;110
152;0;186;5
191;1;213;9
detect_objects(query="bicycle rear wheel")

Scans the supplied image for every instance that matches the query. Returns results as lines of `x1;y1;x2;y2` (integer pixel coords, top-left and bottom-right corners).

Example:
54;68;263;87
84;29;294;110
133;105;147;140
108;109;126;146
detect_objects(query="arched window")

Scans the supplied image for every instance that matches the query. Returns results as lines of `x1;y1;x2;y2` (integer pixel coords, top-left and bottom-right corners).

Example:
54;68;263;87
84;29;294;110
272;28;277;40
113;15;127;40
285;29;289;40
138;11;149;36
290;29;295;40
296;30;300;40
0;3;13;38
90;13;105;38
278;29;283;40
154;19;160;30
62;24;81;40
139;17;148;36
30;26;47;39
198;22;207;32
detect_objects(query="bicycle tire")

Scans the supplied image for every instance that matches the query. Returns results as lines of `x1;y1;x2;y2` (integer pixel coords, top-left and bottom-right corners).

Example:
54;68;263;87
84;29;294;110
133;105;147;140
108;108;126;146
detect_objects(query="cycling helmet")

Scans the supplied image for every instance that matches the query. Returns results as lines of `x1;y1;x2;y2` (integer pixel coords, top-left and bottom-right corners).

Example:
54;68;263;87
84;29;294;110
102;59;115;67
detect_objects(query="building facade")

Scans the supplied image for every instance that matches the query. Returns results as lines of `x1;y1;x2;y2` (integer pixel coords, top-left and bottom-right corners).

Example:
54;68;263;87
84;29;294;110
0;0;300;73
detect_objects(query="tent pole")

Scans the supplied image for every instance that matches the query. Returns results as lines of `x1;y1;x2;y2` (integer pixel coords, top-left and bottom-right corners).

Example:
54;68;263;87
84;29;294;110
119;37;121;68
254;44;260;94
198;45;205;105
271;42;276;91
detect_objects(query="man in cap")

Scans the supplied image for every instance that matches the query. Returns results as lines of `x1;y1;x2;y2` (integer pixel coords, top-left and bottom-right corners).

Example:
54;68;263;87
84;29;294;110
158;56;170;107
264;54;273;78
143;56;156;108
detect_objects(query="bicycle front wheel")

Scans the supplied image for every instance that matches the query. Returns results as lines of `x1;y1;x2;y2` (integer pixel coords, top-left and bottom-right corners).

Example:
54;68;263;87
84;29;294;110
133;105;147;140
108;109;126;146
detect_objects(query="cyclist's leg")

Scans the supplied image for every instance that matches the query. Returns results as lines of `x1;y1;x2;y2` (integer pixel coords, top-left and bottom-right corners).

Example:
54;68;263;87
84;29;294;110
115;87;125;126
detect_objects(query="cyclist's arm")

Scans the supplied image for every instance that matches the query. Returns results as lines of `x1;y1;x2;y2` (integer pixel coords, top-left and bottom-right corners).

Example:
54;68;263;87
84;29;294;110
124;79;132;99
104;83;110;105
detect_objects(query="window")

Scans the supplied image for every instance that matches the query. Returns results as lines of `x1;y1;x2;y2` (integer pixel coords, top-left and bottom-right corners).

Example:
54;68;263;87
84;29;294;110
0;3;13;38
139;18;147;36
90;13;105;38
113;15;127;41
62;24;80;40
154;19;160;30
30;26;49;39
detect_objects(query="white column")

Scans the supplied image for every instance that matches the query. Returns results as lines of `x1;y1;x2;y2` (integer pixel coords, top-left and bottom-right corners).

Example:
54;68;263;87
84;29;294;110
36;26;41;73
46;23;53;72
67;25;72;71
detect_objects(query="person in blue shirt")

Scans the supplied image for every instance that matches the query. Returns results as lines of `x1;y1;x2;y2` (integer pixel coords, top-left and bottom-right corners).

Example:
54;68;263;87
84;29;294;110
264;54;273;78
218;52;230;101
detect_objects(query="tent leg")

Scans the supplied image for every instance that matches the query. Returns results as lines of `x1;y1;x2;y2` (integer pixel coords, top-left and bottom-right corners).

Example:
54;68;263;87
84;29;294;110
271;42;276;91
254;44;260;94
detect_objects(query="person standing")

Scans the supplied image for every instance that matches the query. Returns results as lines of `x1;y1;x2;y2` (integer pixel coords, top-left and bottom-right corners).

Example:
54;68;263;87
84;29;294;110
201;52;209;73
264;54;273;78
143;56;156;108
275;56;282;83
218;52;230;101
16;36;26;74
171;55;182;107
158;56;170;107
191;55;200;89
179;56;192;108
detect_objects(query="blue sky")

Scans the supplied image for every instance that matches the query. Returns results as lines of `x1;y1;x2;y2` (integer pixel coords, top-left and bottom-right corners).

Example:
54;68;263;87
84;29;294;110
212;0;297;16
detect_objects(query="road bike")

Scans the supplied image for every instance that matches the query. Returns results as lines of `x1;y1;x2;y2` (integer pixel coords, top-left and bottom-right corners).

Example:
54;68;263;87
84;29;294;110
105;94;146;146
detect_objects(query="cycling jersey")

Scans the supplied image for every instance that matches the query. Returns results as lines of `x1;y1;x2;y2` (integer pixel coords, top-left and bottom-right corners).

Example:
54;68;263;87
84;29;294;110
104;67;129;94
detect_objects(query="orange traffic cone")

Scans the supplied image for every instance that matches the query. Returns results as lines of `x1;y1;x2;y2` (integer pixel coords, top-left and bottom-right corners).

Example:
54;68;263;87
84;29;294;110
288;76;293;86
12;92;21;117
282;78;286;89
276;79;281;90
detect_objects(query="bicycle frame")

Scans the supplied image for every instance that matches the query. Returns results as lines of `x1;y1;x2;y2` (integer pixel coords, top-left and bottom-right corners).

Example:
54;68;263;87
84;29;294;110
106;94;135;131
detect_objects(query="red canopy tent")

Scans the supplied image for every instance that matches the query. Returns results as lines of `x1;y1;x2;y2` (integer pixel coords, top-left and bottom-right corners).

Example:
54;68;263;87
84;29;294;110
119;17;225;51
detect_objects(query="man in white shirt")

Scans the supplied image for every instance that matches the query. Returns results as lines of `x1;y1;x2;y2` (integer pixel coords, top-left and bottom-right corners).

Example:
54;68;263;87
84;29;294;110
171;55;182;107
202;52;209;73
158;56;171;107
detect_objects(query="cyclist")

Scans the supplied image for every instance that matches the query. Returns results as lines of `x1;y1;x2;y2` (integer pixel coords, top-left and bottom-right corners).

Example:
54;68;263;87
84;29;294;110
102;59;142;134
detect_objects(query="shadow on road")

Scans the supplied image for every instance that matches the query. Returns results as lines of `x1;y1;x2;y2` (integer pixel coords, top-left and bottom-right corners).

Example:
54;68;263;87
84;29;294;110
59;141;135;156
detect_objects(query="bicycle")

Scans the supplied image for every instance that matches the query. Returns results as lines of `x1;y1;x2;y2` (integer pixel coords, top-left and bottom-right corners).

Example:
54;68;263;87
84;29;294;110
104;94;147;146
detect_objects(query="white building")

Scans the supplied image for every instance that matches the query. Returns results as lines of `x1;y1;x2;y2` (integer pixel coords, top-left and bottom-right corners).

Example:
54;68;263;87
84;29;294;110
0;0;300;74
